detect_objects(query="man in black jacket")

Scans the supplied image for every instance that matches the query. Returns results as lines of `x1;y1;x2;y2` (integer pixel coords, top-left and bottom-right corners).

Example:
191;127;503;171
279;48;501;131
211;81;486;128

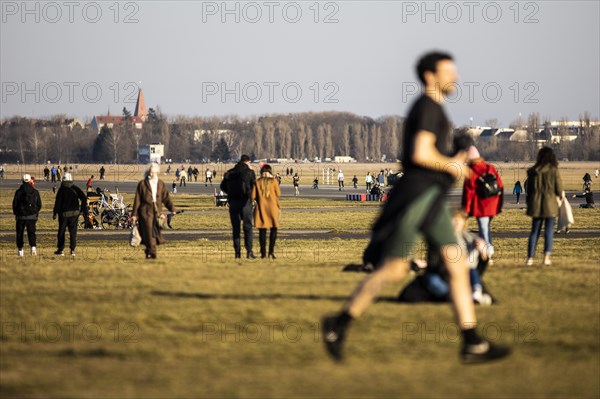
52;173;87;256
13;174;42;256
220;154;256;259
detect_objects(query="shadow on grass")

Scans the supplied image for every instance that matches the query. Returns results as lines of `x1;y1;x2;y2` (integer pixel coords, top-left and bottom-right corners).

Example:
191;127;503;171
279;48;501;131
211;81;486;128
151;290;399;303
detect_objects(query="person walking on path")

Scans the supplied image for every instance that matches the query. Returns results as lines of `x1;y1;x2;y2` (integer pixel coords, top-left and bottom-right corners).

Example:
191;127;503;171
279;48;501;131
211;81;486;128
221;155;257;259
461;146;503;263
365;172;374;193
52;173;87;257
205;168;213;186
132;163;176;259
86;175;94;191
13;174;42;256
337;169;345;191
99;166;106;180
513;180;523;204
293;173;300;196
322;51;510;364
352;175;358;189
252;164;281;259
525;147;563;266
179;169;187;187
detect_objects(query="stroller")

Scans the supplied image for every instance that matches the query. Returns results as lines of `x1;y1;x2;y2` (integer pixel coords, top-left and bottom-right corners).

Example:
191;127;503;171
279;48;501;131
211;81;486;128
215;190;229;207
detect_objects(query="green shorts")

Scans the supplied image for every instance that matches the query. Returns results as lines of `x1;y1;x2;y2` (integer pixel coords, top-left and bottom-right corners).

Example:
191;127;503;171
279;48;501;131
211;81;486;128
382;186;457;259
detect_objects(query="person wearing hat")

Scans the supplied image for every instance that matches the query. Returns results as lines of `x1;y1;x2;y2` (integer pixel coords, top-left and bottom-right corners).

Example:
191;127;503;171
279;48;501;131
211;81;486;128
52;172;87;256
461;146;504;263
13;174;42;256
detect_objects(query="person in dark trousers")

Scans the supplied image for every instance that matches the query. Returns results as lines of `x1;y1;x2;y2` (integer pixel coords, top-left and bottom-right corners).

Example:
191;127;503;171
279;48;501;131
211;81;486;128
293;173;300;196
13;174;42;257
86;175;94;191
352;175;358;189
52;173;87;257
99;166;106;180
321;51;510;364
337;169;345;191
573;188;595;208
513;180;523;204
205;168;213;186
43;166;50;181
252;164;281;259
221;154;257;259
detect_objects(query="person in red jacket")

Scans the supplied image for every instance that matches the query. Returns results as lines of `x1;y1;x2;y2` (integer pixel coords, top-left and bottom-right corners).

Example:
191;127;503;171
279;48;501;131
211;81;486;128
86;175;94;191
462;146;503;263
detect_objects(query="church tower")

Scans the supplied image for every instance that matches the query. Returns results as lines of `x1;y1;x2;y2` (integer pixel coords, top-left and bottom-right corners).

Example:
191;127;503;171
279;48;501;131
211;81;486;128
134;88;148;121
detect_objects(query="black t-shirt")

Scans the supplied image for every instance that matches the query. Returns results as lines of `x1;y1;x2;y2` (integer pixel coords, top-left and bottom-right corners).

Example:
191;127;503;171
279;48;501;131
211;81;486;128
401;94;453;192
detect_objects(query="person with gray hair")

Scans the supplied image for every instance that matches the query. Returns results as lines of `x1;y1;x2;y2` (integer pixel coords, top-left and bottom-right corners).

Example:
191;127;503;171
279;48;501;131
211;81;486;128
52;172;87;256
132;163;175;259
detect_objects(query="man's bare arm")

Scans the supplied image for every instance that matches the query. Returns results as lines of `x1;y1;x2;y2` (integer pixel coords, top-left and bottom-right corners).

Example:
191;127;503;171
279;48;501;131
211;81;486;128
412;130;469;180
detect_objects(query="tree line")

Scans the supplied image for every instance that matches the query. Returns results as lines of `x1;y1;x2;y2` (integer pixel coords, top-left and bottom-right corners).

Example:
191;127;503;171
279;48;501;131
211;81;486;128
0;110;598;164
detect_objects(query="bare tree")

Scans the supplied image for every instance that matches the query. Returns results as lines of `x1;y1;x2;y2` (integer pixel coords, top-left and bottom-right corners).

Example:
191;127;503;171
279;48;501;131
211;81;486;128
484;118;500;129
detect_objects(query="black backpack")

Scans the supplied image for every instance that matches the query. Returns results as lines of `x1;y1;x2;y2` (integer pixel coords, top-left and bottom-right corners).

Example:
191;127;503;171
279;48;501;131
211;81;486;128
476;170;501;198
223;169;247;198
21;188;40;216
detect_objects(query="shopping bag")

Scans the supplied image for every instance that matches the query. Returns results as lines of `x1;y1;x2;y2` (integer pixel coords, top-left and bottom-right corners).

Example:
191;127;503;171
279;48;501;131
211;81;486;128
557;196;574;232
130;224;142;247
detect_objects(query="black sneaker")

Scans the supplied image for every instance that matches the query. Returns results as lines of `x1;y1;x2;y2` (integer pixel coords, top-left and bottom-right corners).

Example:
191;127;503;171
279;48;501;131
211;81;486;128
54;250;64;256
322;316;346;362
461;340;511;364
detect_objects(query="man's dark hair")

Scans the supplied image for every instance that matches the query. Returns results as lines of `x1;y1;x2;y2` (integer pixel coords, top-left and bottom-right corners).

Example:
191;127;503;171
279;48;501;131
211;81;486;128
416;51;454;85
240;154;250;163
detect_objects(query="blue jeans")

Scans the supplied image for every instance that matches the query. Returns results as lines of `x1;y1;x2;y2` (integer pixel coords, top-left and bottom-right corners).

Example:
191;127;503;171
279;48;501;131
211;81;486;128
469;268;482;291
477;217;494;257
528;217;555;257
424;273;449;298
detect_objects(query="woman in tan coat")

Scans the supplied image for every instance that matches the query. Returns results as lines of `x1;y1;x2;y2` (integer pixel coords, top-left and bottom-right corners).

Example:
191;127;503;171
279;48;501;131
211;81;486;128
252;164;281;259
132;163;175;259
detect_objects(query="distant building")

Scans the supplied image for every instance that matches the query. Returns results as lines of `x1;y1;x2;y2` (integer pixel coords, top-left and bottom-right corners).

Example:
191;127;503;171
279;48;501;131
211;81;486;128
334;156;356;163
90;88;148;133
139;143;164;164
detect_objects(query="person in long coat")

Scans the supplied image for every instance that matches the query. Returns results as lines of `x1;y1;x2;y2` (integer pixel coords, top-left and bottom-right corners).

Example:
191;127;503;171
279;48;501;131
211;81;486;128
525;147;563;266
252;164;281;259
132;163;175;259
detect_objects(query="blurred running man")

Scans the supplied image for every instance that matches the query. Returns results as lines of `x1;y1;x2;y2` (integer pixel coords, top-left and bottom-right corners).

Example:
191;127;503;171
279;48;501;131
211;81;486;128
322;51;511;364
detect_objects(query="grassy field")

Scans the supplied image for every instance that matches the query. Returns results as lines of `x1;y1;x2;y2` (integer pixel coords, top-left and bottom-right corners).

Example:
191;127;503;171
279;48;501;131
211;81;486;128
2;161;599;190
1;189;599;398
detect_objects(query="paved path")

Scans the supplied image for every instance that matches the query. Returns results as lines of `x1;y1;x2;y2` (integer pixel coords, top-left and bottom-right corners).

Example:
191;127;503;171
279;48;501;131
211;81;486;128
1;178;594;208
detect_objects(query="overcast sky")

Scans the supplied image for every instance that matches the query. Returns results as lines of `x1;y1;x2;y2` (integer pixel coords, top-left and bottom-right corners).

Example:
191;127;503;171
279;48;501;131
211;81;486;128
1;0;599;127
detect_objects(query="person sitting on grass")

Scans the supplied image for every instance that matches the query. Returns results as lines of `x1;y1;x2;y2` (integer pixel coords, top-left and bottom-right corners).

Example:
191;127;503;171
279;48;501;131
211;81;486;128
573;187;595;208
397;210;493;305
